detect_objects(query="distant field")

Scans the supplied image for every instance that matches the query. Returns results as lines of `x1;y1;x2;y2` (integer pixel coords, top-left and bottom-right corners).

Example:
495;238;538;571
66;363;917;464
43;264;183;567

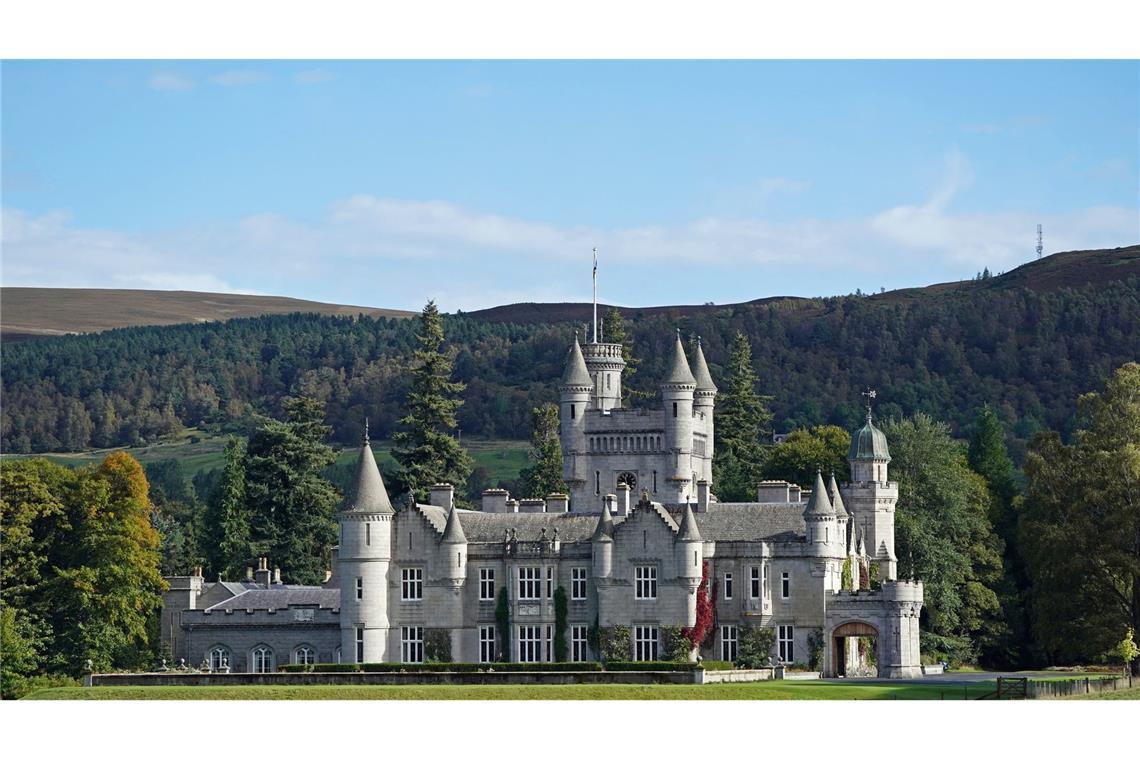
25;680;991;701
2;432;531;484
0;287;414;340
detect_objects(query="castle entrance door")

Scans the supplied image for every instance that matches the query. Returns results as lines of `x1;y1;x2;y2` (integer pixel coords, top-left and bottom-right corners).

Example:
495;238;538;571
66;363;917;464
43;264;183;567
831;621;879;678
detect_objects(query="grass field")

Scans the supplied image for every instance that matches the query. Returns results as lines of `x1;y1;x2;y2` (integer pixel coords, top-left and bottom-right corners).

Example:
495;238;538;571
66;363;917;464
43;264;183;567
1063;684;1140;700
28;680;1006;701
3;432;532;485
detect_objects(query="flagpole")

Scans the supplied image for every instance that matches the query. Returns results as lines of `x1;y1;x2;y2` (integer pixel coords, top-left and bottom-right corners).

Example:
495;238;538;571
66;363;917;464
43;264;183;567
592;247;598;344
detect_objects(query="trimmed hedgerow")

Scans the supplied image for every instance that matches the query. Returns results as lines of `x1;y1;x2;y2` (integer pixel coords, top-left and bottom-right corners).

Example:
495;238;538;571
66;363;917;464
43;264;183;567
699;660;736;671
603;661;702;672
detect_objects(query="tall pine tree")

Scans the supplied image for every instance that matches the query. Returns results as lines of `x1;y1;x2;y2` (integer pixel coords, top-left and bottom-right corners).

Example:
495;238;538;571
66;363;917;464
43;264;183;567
206;436;251;580
602;308;649;402
392;301;473;502
713;332;773;501
518;404;566;498
245;397;339;585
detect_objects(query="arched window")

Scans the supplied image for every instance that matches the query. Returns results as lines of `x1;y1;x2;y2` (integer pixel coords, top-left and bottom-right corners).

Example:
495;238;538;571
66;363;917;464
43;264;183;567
293;645;316;665
335;646;342;664
208;646;229;672
251;645;275;674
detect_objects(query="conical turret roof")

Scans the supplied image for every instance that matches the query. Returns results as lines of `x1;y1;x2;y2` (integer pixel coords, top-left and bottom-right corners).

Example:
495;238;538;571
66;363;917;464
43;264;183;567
677;502;701;542
561;334;592;387
691;338;717;394
828;472;848;519
344;426;394;514
592;502;614;542
441;504;467;543
663;331;696;386
803;471;834;518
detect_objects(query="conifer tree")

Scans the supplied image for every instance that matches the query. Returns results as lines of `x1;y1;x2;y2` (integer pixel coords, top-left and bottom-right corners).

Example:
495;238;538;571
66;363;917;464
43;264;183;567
713;332;773;501
392;301;473;502
602;308;648;402
518;404;566;498
245;397;339;585
206;436;251;580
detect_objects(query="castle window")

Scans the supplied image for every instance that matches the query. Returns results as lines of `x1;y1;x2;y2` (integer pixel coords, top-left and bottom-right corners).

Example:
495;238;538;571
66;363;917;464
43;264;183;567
673;402;678;418
571;404;576;419
750;567;761;599
401;567;423;601
355;628;364;663
724;572;733;600
571;625;589;662
208;646;229;672
518;625;543;663
778;625;794;662
518;566;541;600
721;626;738;662
763;563;770;598
401;626;424;663
571;567;588;600
606;374;611;389
634;626;659;661
479;625;497;663
635;565;657;600
356;576;363;600
250;645;274;674
595;471;601;495
366;522;370;546
653;470;658;492
293;645;315;666
546;566;553;598
781;571;790;599
479;568;496;601
546;625;553;662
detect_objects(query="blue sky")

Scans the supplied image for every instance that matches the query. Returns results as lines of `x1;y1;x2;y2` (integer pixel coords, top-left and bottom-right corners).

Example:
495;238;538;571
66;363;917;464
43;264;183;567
2;60;1137;311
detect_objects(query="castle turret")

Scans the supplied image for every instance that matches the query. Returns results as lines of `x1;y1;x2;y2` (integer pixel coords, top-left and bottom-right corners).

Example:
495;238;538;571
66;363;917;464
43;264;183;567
828;471;849;550
338;423;394;664
690;337;717;486
803;470;838;553
591;500;614;579
676;501;703;580
661;331;697;503
440;503;467;582
847;404;898;580
559;334;593;499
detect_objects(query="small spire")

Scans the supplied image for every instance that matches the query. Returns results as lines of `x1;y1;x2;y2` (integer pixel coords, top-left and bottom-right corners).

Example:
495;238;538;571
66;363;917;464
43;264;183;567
592;500;614;541
663;331;697;386
803;470;834;517
678;501;701;542
441;503;467;543
828;472;848;519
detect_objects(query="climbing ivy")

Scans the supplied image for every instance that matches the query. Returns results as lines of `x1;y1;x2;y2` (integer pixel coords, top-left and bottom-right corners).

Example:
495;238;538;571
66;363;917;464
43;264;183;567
495;586;511;662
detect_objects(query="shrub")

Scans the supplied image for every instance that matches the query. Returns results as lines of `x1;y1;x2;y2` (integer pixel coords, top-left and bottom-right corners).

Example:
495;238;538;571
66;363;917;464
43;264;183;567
807;629;825;671
424;629;452;663
495;587;511;662
599;625;631;662
736;625;775;668
661;625;690;663
841;557;853;591
553;587;568;662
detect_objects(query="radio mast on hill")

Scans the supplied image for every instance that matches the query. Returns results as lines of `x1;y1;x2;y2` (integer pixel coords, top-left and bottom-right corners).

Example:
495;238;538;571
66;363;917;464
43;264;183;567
1036;224;1044;260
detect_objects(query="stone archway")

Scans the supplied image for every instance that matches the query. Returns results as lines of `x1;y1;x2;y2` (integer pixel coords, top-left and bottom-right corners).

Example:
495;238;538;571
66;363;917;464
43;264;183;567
831;621;880;678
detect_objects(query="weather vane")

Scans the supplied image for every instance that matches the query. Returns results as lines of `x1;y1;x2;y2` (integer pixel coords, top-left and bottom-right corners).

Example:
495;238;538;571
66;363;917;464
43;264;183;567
862;388;877;419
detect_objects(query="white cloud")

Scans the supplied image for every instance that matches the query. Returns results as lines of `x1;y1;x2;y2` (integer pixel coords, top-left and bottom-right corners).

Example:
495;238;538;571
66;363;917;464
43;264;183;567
148;71;194;91
210;70;268;87
294;69;333;85
3;150;1136;310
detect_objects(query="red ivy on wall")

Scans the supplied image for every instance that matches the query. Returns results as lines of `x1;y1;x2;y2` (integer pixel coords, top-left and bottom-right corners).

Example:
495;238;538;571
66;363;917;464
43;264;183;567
683;561;716;649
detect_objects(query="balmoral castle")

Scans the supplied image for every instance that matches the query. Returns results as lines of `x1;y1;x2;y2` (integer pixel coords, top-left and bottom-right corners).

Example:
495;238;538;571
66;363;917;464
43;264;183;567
162;330;924;678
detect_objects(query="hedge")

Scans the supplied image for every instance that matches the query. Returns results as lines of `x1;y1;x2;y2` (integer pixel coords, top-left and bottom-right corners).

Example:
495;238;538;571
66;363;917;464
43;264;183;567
603;661;702;672
279;662;604;674
699;660;735;671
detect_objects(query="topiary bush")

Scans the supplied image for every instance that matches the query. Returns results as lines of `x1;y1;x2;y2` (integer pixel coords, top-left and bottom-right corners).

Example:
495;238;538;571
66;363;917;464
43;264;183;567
736;625;775;668
661;625;690;662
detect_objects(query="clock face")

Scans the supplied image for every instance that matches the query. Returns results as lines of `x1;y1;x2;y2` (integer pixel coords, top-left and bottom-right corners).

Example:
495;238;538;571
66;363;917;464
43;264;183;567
618;472;637;489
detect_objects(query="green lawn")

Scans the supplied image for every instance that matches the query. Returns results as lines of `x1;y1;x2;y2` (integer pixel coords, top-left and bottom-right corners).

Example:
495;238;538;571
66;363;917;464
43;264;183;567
3;433;532;485
27;680;993;701
1063;684;1140;700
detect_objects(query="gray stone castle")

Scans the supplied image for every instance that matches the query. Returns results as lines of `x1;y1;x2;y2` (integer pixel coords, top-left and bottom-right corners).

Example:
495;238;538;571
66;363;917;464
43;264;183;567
162;331;924;678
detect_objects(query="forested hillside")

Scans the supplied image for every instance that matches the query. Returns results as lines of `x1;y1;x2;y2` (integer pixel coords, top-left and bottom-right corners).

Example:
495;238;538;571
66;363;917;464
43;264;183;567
2;247;1138;456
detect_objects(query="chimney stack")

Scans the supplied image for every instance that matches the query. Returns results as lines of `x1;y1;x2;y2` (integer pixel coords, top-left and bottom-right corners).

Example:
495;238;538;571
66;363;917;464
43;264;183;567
255;557;272;589
696;480;710;512
616;483;631;515
273;567;281;585
429;483;455;511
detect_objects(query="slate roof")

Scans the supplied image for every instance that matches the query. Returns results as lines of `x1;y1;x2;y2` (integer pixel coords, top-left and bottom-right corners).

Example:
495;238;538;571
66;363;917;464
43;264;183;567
666;503;806;543
343;439;394;514
691;340;717;394
205;586;340;611
663;333;696;386
560;336;592;387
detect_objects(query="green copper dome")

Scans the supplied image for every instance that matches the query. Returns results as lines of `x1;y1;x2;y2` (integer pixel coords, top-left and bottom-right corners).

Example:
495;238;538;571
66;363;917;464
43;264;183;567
849;416;891;462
